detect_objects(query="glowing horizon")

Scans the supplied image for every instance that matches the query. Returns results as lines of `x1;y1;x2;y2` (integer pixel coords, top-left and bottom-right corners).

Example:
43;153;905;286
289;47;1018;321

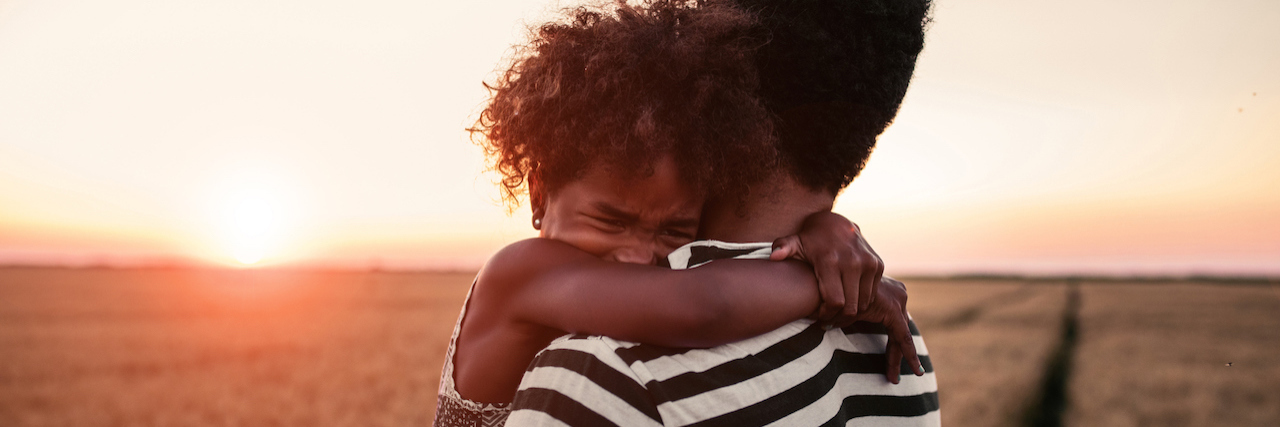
1;0;1277;275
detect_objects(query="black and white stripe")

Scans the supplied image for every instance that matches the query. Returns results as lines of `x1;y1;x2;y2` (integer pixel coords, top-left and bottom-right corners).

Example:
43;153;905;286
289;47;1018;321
507;241;940;427
666;240;774;270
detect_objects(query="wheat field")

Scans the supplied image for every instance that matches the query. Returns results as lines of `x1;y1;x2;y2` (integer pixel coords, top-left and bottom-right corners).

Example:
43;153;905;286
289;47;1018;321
1;268;1277;426
0;268;469;426
1066;282;1280;427
908;280;1069;427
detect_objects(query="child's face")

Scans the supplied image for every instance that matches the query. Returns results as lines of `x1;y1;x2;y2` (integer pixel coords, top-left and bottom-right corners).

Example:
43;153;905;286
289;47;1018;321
536;155;703;266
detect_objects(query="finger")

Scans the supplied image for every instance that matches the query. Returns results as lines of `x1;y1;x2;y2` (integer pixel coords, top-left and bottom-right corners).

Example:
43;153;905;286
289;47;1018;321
843;254;866;317
855;228;883;309
814;259;844;323
885;340;902;384
869;257;885;309
858;255;879;313
770;235;803;261
897;314;924;376
831;311;856;330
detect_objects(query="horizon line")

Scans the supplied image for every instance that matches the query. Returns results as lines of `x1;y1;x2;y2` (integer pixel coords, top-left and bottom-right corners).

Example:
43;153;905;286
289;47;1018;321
2;263;1276;285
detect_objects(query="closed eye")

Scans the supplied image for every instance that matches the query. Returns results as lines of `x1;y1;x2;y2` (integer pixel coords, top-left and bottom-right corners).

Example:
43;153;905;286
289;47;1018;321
587;215;626;231
588;202;638;232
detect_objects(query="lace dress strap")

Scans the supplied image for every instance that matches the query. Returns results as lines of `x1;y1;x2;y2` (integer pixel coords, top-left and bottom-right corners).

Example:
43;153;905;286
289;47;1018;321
434;280;511;427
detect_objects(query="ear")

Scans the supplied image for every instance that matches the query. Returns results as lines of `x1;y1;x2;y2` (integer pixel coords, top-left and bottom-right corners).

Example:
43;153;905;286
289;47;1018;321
528;174;546;230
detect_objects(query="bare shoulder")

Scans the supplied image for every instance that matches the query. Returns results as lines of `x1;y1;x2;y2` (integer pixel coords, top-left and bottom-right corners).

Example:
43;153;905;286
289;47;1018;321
476;238;595;294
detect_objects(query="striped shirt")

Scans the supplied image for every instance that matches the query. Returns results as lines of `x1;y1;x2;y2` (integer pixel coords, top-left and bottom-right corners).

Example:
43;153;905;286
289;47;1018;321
506;240;940;426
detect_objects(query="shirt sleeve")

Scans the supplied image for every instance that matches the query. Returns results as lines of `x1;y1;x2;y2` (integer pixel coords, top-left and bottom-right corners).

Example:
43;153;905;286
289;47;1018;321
505;336;664;427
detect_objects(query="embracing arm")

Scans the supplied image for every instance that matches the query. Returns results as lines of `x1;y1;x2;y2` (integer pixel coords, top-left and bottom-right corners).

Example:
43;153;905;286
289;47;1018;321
482;238;819;348
770;211;885;326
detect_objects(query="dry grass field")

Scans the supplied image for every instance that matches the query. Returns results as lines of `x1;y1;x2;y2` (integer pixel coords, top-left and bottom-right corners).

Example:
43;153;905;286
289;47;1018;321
0;268;472;426
908;280;1070;427
1;268;1277;426
1067;282;1280;427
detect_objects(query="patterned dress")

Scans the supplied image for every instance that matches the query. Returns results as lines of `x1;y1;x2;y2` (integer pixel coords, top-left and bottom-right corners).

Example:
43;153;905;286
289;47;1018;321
433;283;511;427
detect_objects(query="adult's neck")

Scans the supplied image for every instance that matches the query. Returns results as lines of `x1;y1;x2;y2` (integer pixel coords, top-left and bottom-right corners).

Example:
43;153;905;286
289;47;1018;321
699;173;836;243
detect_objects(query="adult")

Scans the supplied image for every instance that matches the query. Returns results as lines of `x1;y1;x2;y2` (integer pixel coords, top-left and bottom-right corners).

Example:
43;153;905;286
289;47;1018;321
505;0;939;425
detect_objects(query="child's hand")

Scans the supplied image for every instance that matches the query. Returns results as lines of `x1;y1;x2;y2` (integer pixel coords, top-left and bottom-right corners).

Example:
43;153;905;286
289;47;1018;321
769;211;883;326
854;276;925;384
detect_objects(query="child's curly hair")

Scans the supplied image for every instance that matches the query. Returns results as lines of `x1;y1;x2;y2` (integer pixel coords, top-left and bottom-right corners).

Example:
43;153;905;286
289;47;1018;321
472;0;777;208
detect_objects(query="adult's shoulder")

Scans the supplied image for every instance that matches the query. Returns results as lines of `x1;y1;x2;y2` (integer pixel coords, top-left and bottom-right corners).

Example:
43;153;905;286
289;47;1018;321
510;335;663;426
527;334;648;384
535;334;636;367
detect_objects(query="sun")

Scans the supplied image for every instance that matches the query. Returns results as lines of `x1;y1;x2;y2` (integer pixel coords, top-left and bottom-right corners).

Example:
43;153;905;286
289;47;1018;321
222;188;283;266
204;165;300;268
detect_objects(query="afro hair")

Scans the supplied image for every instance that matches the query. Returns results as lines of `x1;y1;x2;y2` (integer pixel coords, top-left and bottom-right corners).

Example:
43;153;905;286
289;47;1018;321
472;0;779;209
734;0;932;194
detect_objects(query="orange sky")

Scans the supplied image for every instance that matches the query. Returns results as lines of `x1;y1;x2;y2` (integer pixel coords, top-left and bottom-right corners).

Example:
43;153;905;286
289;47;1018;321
1;0;1277;275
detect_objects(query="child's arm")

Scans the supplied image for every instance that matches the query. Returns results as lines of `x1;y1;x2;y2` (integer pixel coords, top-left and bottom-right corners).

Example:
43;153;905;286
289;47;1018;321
769;211;884;327
772;211;926;381
480;209;895;349
856;276;926;383
480;238;821;348
480;211;923;377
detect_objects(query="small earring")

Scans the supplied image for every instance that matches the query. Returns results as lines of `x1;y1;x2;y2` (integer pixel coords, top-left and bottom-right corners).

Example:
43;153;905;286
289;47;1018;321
533;218;542;229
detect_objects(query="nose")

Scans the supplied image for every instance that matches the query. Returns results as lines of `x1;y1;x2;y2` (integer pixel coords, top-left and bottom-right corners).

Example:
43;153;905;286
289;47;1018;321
611;243;660;266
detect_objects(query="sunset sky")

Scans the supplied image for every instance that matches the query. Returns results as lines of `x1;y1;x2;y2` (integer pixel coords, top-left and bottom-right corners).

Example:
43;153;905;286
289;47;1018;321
1;0;1277;275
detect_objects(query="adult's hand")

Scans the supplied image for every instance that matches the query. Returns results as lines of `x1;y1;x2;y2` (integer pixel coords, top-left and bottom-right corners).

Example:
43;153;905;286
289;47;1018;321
770;211;884;326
